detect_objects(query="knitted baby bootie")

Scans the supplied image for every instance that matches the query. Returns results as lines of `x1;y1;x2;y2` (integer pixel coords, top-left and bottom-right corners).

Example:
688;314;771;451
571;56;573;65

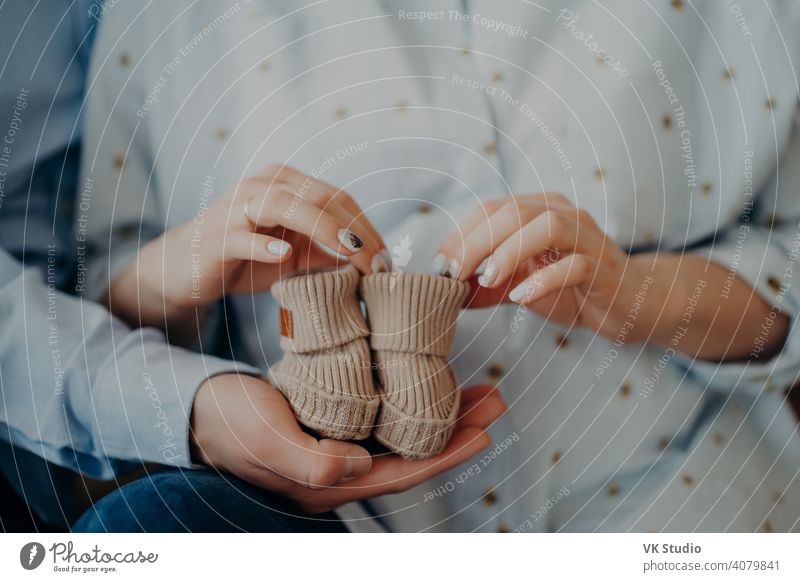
361;272;470;459
269;266;379;440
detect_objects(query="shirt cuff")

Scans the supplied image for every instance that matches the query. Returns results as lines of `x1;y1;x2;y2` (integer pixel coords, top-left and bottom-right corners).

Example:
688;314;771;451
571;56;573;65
92;327;261;470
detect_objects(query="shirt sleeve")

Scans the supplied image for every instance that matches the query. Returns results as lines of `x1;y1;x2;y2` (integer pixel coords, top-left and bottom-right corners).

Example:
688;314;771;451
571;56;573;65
0;248;260;480
675;104;800;398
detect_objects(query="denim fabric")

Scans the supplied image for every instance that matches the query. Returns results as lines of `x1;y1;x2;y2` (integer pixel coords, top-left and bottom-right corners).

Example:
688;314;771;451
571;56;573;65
72;469;348;533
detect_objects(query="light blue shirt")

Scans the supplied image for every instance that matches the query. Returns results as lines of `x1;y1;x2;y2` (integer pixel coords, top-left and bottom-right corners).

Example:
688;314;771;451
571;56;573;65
0;0;254;524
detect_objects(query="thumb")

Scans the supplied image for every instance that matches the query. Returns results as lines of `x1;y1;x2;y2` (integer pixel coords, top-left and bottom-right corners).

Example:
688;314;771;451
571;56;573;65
298;438;373;490
256;386;372;488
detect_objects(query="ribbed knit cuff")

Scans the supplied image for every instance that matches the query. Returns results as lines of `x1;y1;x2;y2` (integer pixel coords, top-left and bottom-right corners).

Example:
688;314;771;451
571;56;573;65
269;340;378;440
271;265;368;353
361;272;469;357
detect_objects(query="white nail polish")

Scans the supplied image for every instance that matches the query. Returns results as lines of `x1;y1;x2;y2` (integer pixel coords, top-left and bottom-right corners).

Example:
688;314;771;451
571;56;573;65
371;253;389;273
337;229;363;253
267;240;291;256
509;281;532;303
447;258;460;279
478;260;497;288
430;253;446;275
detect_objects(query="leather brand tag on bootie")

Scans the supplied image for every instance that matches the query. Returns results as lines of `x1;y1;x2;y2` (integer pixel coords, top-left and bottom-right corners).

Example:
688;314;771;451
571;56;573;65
279;307;294;338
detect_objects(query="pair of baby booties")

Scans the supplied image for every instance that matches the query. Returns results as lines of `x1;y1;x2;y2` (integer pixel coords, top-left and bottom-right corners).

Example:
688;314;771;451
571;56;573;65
269;265;469;459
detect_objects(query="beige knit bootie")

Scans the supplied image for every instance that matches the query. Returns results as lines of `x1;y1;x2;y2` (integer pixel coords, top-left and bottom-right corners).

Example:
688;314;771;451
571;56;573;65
361;272;470;459
269;266;379;440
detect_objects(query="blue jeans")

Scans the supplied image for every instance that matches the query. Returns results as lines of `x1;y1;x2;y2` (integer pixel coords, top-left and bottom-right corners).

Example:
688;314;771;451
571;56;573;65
72;469;348;533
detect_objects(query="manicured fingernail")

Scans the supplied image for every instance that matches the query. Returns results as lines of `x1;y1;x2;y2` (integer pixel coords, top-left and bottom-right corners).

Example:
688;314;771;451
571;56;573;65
509;281;532;303
477;259;497;288
371;253;389;273
430;253;446;275
447;258;460;279
380;248;393;272
337;229;363;252
267;240;291;256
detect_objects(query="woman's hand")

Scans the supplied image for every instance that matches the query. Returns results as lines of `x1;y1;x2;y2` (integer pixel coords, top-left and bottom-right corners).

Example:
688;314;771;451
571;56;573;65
109;164;387;334
436;193;662;344
438;193;788;361
191;375;506;514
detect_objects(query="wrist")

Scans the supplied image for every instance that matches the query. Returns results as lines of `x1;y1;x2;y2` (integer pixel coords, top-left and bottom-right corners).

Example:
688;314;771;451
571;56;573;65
627;253;677;346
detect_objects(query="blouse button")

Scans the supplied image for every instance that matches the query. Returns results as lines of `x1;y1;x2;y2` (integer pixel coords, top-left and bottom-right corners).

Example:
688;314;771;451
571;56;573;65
482;487;498;506
496;523;510;533
551;450;562;464
119;53;131;67
417;203;433;215
723;67;735;81
662;114;672;129
767;276;782;294
555;334;569;350
594;166;605;182
619;381;632;399
113;153;126;172
608;482;620;497
484;140;496;158
487;362;504;383
682;474;695;488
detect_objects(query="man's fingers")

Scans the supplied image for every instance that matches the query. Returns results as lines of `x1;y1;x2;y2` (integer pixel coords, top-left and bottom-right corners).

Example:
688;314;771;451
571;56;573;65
305;426;491;509
300;439;373;489
459;384;501;405
457;392;507;430
249;388;372;488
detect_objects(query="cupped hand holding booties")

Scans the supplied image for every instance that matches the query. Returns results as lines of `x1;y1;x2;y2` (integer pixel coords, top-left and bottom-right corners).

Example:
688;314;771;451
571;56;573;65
269;265;469;458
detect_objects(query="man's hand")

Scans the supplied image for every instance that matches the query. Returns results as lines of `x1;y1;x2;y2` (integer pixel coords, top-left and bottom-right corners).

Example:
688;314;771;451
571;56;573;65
190;374;506;514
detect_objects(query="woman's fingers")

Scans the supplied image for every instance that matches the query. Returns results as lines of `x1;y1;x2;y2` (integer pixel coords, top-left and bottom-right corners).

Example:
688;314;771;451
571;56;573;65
254;164;388;267
436;193;575;278
223;231;293;263
233;174;385;274
482;210;592;290
244;187;367;256
436;199;505;274
508;253;599;305
452;201;542;280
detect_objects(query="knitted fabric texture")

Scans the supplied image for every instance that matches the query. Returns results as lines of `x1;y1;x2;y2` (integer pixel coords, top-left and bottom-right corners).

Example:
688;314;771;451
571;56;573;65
361;272;469;459
269;266;378;440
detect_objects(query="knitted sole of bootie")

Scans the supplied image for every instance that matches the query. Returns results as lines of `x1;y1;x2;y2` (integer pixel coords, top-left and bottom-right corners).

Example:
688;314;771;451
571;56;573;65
373;388;461;459
270;370;380;441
